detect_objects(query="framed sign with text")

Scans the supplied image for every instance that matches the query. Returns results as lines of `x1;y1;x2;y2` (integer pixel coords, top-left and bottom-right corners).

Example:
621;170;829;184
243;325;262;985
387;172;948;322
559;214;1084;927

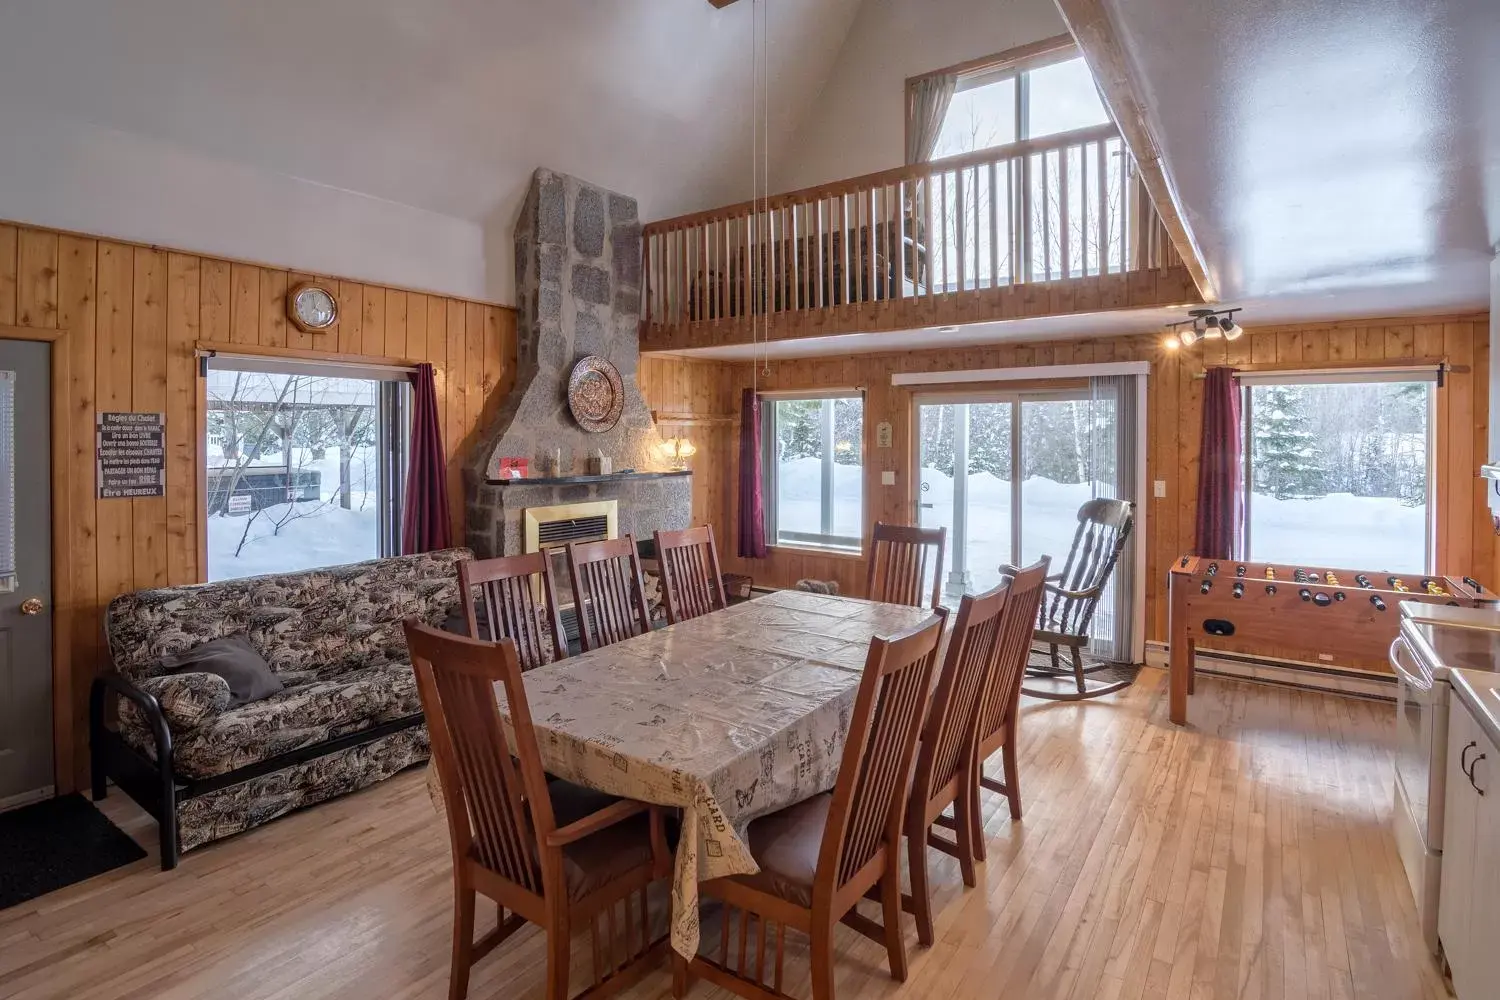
97;412;166;499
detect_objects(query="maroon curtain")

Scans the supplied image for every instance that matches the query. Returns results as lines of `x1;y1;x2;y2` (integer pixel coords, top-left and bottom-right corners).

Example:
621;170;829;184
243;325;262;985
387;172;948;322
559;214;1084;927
737;388;768;558
1194;366;1242;559
401;363;453;554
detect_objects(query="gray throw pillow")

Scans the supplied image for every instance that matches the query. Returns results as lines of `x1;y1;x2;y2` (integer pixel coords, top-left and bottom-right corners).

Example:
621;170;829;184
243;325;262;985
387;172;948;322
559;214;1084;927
162;635;283;707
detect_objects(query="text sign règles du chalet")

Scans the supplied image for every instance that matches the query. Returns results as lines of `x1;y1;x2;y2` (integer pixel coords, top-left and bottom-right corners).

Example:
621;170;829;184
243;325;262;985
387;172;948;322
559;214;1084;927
97;412;166;499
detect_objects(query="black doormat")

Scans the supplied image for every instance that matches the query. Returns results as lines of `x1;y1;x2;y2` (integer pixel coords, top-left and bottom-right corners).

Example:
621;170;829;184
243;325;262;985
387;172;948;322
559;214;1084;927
0;794;147;910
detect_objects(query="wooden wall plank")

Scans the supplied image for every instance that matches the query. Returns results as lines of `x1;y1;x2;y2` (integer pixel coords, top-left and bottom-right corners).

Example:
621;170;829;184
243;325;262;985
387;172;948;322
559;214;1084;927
0;224;16;325
259;269;289;349
336;280;364;356
385;290;408;359
405;292;427;366
200;259;231;344
361;287;386;358
15;229;59;329
229;264;260;346
165;253;200;587
57;235;98;786
94;242;135;608
130;248;169;590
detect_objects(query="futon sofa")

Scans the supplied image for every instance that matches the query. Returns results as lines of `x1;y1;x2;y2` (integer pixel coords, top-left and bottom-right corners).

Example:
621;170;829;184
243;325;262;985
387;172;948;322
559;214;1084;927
91;548;471;869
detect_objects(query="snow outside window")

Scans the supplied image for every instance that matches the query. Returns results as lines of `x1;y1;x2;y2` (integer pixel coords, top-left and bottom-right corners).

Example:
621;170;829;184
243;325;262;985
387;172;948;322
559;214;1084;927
763;394;864;552
932;54;1110;160
1241;375;1434;574
204;358;410;582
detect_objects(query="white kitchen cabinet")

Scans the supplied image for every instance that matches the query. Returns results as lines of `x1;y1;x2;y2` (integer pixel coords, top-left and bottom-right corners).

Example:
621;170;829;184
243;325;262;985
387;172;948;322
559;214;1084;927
1439;693;1500;998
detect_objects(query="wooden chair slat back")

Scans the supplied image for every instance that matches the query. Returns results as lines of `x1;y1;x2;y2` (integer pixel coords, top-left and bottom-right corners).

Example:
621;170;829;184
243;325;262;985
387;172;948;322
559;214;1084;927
867;522;947;610
980;559;1051;739
404;620;554;894
915;583;1009;802
1039;498;1133;637
459;553;568;670
819;612;946;889
655;526;727;624
567;535;652;652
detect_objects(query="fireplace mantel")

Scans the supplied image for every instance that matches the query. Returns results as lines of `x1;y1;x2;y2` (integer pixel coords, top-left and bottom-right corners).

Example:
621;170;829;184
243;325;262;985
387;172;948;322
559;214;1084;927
485;470;692;487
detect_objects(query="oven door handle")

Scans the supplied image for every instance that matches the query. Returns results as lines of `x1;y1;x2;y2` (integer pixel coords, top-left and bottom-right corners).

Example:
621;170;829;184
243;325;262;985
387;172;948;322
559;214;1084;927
1389;636;1433;693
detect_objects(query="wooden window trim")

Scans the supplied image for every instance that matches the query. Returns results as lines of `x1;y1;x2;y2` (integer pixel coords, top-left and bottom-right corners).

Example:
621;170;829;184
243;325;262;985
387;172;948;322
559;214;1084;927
905;33;1078;89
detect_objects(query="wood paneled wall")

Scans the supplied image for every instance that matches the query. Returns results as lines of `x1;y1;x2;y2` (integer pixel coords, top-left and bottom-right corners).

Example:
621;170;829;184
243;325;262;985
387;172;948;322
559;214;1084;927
0;221;515;790
641;313;1493;647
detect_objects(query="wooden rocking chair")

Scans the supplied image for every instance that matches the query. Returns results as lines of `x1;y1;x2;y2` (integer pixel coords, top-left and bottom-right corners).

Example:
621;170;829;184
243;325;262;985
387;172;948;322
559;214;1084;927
1011;498;1135;702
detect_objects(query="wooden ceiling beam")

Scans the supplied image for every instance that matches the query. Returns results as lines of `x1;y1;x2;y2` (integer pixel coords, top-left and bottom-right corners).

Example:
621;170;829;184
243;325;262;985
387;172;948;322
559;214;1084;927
1053;0;1219;303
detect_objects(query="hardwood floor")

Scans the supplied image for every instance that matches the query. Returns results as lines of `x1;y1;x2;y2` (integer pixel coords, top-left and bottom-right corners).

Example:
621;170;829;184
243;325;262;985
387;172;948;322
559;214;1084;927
0;669;1448;1000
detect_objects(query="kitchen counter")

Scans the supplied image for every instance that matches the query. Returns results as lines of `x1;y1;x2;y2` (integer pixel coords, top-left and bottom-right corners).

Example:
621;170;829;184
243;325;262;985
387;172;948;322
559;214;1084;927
1449;667;1500;749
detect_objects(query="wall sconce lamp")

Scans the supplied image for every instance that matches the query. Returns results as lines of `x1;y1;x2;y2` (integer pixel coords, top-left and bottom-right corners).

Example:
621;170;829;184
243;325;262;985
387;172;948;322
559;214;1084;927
660;437;698;469
1164;308;1243;350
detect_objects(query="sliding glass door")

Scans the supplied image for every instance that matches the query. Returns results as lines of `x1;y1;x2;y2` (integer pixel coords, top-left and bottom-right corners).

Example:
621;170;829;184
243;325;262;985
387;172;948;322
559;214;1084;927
917;388;1120;595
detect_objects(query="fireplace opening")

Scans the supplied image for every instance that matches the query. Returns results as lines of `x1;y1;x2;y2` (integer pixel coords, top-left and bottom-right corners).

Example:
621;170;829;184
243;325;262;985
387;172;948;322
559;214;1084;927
524;500;619;646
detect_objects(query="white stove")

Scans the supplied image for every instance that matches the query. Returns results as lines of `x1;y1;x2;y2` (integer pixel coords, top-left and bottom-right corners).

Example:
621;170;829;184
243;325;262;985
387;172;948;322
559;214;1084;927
1391;602;1500;954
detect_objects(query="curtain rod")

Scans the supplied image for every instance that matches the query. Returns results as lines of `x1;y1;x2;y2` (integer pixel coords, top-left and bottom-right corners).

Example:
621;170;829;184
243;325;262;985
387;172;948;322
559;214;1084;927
196;349;419;377
1192;362;1462;381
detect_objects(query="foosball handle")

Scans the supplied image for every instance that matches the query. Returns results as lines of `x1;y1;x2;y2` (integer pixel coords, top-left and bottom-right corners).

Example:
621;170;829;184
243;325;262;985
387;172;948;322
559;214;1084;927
1232;582;1245;599
1464;576;1483;593
1265;584;1277;596
1299;588;1312;602
1355;574;1372;588
1334;592;1346;602
1207;562;1219;576
1200;579;1212;595
1235;564;1246;577
1371;595;1387;612
1180;556;1190;568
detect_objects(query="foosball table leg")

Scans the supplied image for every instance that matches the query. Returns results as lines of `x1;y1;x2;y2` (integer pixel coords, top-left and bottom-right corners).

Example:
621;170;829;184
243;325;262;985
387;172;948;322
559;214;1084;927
1169;634;1194;725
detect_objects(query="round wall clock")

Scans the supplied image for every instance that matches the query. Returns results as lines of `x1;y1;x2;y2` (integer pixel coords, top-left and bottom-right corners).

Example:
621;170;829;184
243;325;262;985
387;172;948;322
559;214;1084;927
287;281;338;333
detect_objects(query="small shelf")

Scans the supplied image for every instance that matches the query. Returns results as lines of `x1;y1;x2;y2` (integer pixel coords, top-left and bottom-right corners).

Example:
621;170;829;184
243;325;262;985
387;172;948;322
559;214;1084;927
486;469;692;487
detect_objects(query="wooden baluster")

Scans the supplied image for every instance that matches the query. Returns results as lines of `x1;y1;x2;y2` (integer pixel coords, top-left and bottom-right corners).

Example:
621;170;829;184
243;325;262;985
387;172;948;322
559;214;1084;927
923;172;935;300
989;161;1000;289
939;170;949;294
866;186;877;303
954;168;966;292
1097;141;1109;274
1061;145;1072;278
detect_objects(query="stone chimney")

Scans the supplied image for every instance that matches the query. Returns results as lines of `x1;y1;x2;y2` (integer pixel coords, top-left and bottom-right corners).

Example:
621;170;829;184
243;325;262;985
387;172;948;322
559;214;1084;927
464;168;689;558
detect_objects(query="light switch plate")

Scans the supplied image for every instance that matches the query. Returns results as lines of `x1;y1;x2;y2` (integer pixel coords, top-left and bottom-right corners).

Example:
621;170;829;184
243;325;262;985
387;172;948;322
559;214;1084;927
1153;479;1167;498
881;470;896;486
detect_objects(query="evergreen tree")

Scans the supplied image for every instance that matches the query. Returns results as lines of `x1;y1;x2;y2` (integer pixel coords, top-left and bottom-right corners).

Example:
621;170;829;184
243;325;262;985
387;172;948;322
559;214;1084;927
1252;384;1324;498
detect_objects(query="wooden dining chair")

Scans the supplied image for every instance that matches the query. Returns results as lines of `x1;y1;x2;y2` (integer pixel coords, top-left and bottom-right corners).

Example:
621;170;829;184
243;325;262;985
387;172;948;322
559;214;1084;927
459;552;569;670
902;581;1010;947
866;522;946;609
681;611;946;1000
404;619;671;1000
654;525;727;625
566;535;652;652
970;559;1050;847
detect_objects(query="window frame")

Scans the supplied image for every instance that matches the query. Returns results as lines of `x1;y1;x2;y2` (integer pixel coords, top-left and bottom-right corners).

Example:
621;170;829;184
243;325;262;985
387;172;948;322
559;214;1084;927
1237;366;1439;573
201;352;413;582
910;34;1106;156
761;390;865;554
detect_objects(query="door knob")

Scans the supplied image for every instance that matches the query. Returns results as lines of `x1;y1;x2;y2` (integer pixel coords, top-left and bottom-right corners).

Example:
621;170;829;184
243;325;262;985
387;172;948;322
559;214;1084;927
20;597;43;615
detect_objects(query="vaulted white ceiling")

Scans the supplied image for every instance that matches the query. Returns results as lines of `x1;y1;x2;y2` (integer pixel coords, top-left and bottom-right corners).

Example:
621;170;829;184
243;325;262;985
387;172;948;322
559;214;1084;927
1093;0;1500;318
0;0;863;301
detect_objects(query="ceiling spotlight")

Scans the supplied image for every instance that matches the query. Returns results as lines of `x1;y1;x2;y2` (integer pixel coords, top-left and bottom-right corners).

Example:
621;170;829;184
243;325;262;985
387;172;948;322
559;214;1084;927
1167;307;1243;349
1221;318;1243;340
1203;315;1222;339
1178;327;1199;347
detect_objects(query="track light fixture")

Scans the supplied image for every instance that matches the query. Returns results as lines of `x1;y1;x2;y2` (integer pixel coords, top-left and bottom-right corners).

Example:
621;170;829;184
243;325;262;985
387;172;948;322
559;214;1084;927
1164;308;1243;350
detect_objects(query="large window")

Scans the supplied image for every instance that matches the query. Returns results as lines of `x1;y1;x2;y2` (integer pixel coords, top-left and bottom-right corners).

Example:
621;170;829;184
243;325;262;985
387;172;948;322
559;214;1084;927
1241;371;1435;573
933;51;1111;159
763;394;864;551
205;356;410;581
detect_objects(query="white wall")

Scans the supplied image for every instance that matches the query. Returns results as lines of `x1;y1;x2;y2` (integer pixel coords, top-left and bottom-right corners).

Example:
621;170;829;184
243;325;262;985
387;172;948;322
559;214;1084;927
776;0;1069;191
0;104;495;303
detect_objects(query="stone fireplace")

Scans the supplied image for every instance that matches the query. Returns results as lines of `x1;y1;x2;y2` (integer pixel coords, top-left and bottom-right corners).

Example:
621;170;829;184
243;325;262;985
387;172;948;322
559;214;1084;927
464;168;691;559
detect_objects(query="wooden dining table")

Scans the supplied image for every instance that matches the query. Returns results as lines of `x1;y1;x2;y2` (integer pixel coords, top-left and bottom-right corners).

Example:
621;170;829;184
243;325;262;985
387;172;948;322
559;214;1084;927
491;588;936;959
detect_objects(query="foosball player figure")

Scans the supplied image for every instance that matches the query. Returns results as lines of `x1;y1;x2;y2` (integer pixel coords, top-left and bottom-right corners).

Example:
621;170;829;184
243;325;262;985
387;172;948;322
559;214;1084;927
1207;561;1219;576
1355;574;1372;589
1294;568;1309;583
1423;578;1446;596
1324;571;1340;587
1265;566;1277;581
1388;576;1410;593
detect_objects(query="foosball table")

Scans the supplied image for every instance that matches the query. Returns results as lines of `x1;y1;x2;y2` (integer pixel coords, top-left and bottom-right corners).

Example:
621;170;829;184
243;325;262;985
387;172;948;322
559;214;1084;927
1167;556;1492;724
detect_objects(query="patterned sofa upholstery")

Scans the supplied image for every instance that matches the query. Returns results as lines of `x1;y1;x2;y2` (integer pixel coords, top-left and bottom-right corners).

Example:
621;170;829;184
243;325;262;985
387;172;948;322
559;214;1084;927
91;549;471;868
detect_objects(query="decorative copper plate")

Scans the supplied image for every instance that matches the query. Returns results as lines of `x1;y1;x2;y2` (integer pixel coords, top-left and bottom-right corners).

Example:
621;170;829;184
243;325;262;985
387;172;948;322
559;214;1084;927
567;355;624;433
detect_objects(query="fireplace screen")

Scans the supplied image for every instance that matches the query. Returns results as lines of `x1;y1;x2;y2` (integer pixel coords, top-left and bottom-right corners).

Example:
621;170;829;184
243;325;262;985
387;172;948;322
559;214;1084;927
523;500;620;644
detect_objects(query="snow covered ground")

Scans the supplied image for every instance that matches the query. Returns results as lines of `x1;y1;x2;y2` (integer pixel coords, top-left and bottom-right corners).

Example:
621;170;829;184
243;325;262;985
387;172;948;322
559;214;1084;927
910;465;1428;593
207;445;380;581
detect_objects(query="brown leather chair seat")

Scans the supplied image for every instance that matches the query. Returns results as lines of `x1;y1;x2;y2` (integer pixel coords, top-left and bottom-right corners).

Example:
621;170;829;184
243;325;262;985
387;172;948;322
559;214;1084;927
739;792;833;908
546;779;655;901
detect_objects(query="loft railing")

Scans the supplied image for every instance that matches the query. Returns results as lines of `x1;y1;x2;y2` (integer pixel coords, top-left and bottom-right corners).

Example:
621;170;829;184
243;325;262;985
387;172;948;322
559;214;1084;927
641;123;1180;334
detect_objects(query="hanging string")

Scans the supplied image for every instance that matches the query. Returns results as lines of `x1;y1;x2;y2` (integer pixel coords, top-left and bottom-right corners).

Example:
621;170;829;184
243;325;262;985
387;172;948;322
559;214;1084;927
750;0;759;395
760;0;771;378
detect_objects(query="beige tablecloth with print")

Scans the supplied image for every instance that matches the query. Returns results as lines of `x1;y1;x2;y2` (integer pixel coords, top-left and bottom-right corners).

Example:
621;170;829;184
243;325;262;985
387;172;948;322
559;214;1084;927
495;589;934;958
